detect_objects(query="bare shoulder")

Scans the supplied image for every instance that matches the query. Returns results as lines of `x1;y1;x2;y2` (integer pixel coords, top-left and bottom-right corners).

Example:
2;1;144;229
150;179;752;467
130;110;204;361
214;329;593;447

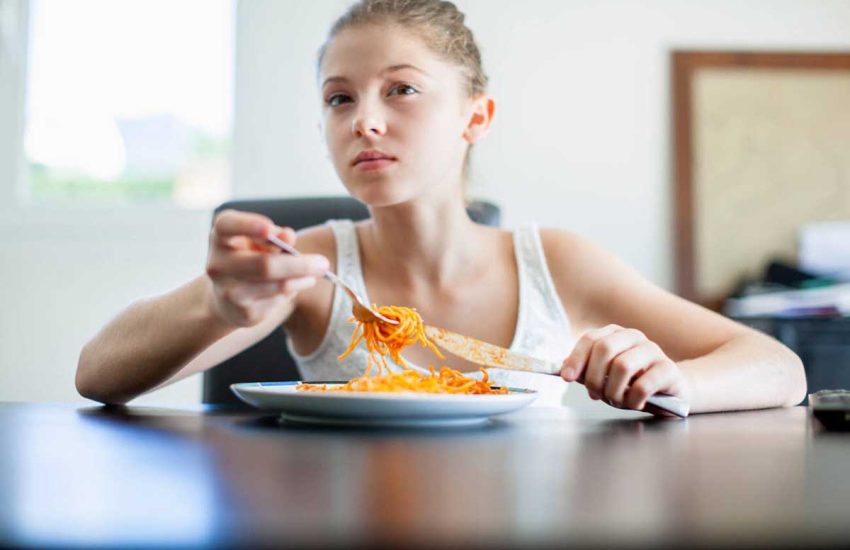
537;227;746;355
537;227;645;331
538;226;587;263
292;223;336;263
537;227;632;286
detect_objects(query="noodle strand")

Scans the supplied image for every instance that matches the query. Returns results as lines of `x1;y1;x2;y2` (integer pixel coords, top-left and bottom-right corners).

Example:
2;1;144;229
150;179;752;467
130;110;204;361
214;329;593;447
297;305;508;395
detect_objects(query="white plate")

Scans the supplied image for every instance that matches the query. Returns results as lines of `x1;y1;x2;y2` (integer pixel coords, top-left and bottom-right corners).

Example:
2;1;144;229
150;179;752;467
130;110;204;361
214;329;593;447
230;382;538;427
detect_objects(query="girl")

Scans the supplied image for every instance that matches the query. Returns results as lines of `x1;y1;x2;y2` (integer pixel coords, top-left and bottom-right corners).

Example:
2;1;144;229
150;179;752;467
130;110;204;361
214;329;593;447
76;0;806;413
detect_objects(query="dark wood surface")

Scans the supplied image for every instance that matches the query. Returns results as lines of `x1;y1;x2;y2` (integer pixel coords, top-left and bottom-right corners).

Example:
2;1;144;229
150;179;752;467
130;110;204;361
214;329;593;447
1;401;848;549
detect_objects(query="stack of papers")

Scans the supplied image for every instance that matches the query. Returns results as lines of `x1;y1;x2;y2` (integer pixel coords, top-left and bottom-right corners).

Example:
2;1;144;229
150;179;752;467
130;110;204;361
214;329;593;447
724;283;850;318
799;222;850;282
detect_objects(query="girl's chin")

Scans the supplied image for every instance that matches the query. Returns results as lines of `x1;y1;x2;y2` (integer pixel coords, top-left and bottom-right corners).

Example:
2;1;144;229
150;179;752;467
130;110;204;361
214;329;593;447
355;192;412;209
347;181;416;208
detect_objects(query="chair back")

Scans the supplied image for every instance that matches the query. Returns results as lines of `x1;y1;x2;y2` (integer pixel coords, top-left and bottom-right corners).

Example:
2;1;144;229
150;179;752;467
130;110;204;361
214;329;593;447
202;196;500;406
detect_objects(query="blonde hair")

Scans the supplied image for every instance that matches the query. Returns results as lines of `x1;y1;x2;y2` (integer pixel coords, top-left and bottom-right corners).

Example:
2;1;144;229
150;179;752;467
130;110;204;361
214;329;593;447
318;0;488;97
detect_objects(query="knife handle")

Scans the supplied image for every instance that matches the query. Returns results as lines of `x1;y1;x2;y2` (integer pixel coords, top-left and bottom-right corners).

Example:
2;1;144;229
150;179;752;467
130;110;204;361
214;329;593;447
573;376;689;418
645;393;690;418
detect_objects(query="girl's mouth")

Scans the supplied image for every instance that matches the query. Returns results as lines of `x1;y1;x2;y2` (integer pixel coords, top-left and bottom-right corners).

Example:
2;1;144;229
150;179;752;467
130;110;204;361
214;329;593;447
352;150;397;172
354;158;396;172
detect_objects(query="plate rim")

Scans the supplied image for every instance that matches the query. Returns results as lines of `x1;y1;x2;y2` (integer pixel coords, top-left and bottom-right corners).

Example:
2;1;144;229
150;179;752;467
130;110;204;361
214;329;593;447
229;381;539;426
231;381;537;401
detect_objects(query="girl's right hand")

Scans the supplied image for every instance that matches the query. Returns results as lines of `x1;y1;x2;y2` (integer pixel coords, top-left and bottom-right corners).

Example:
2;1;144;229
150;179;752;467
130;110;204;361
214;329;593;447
205;210;330;328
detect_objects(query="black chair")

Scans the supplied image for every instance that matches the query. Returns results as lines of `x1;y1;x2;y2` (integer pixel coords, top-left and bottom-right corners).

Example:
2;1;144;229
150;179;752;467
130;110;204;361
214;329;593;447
202;196;501;406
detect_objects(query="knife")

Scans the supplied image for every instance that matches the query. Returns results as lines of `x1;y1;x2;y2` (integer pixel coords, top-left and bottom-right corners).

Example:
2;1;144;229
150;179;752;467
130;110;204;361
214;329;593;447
424;325;689;418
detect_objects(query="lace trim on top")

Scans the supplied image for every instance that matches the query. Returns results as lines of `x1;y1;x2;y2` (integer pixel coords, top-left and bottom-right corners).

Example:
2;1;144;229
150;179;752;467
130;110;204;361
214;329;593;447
511;223;573;356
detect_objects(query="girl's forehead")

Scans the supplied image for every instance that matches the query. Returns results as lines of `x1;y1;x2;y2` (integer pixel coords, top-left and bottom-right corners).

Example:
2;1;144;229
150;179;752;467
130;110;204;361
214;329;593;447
320;25;445;81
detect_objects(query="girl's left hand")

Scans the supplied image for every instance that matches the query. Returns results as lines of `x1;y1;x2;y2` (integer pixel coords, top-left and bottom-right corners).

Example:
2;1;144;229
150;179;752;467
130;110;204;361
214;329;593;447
560;324;692;416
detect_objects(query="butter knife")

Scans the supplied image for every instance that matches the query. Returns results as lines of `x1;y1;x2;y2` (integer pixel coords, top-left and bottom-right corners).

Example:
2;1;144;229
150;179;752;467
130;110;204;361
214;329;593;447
424;325;689;418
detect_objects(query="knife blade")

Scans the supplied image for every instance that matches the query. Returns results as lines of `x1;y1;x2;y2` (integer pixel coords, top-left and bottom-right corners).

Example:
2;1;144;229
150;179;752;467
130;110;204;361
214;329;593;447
424;325;562;374
424;325;689;418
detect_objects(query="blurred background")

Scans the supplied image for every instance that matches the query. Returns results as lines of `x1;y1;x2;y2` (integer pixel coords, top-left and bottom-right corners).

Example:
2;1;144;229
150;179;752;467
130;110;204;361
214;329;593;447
0;0;848;405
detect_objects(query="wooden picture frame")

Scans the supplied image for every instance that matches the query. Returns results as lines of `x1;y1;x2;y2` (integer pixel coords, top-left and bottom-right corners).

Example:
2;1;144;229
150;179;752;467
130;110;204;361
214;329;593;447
672;51;850;309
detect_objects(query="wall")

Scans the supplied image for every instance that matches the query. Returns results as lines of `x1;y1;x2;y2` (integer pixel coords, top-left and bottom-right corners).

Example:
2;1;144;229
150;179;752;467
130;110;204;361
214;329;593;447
1;0;849;404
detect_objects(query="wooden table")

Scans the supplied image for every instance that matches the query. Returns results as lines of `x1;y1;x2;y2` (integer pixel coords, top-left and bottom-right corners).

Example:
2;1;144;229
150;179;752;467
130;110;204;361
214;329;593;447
0;401;847;548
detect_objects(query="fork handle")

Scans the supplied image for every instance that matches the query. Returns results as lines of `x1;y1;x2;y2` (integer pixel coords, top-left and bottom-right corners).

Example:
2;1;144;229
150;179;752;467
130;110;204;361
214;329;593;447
321;269;344;287
267;234;300;256
267;235;359;301
267;235;333;281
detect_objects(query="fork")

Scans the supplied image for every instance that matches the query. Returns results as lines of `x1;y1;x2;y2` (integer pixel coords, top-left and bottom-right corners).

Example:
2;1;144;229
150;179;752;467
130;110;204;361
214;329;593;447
266;234;398;325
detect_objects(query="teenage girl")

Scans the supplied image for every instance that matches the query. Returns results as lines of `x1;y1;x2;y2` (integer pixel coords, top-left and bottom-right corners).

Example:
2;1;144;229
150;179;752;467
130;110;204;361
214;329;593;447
76;0;806;413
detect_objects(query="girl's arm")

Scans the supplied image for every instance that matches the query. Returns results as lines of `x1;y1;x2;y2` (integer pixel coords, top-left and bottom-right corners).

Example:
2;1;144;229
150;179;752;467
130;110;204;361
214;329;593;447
76;275;292;405
542;229;807;414
75;211;329;405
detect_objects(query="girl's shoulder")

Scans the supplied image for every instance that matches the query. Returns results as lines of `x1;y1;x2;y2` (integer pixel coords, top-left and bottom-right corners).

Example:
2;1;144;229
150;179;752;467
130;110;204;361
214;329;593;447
537;226;595;268
537;226;626;274
535;227;643;326
293;223;336;266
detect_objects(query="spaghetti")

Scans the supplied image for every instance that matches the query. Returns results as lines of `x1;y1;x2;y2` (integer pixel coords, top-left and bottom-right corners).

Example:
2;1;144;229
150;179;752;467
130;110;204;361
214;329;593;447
297;305;508;395
297;366;508;395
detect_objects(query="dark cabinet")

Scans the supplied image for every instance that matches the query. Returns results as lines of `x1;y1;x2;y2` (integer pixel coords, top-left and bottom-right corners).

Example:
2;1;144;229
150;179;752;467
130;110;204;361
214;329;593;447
736;316;850;403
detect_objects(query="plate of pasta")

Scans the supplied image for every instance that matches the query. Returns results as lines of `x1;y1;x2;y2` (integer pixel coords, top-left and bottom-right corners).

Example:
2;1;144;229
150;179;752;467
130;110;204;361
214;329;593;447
231;379;537;427
230;305;539;427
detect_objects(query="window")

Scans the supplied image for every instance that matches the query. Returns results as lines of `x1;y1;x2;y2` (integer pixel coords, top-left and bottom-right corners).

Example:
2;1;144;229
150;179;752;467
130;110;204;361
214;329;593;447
24;0;234;207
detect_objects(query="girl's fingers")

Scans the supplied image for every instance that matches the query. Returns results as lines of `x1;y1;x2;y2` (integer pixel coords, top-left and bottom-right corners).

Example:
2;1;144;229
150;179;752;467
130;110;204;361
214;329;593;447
246;226;298;253
274;226;297;244
212;210;276;242
584;328;647;398
603;342;662;406
211;210;298;253
623;360;677;411
208;250;329;282
225;277;317;305
280;276;319;295
560;324;621;382
225;282;281;306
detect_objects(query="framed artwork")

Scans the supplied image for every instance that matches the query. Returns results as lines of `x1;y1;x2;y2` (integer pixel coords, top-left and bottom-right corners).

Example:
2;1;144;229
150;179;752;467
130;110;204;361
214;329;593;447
671;51;850;309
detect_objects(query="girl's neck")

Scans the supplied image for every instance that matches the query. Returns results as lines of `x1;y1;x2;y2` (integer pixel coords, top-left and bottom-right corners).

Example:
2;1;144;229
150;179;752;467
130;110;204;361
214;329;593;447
359;191;488;293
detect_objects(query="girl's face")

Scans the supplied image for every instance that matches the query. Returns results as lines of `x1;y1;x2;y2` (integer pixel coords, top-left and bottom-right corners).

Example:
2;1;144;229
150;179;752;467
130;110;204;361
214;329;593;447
319;24;487;207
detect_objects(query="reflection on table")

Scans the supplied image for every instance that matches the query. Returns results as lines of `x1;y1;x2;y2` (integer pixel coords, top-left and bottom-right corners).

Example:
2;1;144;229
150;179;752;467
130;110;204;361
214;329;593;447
1;401;847;548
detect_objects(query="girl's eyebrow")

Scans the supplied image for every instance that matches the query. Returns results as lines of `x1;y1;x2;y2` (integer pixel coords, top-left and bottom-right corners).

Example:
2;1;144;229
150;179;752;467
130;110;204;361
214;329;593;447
321;63;429;89
382;63;428;77
322;76;348;89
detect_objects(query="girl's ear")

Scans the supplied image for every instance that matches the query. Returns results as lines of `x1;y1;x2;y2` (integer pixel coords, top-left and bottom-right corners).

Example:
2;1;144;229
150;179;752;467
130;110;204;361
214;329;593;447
463;93;495;144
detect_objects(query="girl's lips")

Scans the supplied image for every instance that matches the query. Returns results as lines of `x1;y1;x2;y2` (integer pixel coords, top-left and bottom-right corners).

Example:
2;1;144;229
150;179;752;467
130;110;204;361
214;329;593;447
353;158;396;172
352;149;396;165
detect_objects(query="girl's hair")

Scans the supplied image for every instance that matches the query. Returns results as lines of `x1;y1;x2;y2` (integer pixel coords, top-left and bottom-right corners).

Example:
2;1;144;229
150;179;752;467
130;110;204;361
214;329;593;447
318;0;488;97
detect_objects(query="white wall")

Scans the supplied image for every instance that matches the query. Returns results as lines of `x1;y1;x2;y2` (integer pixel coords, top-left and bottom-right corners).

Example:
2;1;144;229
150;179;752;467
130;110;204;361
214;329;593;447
2;0;849;405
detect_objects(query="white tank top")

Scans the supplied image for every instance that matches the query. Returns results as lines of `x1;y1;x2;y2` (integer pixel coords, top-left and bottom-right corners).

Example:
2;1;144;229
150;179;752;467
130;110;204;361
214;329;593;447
287;219;575;406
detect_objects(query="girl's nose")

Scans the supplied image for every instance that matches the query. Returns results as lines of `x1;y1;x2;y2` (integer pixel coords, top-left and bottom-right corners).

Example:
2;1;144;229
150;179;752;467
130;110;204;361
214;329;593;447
351;109;386;138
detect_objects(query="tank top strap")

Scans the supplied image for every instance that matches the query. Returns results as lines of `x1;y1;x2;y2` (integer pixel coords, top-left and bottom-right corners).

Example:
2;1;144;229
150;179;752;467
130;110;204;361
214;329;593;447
510;223;573;357
326;219;367;297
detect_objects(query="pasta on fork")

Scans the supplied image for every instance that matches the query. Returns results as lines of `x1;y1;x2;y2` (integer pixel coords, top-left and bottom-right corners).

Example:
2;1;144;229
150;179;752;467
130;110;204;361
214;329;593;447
297;305;508;395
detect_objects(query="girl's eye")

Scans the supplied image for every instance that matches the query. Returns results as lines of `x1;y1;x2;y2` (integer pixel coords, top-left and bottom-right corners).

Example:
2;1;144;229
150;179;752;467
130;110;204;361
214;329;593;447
326;93;352;107
388;84;418;97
